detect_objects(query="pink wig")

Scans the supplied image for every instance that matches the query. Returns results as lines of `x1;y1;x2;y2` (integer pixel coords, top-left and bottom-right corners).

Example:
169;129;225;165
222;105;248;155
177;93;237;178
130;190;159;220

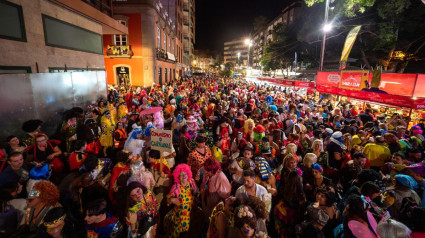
411;125;423;135
173;164;192;184
204;158;221;174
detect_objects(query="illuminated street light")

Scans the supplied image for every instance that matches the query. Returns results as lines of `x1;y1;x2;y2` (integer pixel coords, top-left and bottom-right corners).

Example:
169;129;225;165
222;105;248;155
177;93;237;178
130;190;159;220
319;0;330;72
244;39;252;68
323;23;332;32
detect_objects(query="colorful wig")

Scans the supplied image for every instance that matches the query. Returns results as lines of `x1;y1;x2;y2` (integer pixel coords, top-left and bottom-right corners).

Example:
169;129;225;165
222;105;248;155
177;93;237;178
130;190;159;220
173;164;192;184
204;158;221;174
32;181;60;206
244;119;255;135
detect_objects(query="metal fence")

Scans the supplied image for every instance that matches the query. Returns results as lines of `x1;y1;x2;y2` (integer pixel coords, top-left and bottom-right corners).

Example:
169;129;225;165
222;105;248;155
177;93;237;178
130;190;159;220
0;71;107;142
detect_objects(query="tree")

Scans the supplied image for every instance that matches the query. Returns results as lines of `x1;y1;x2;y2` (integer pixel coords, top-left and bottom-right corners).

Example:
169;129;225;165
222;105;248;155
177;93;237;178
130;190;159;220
304;0;425;72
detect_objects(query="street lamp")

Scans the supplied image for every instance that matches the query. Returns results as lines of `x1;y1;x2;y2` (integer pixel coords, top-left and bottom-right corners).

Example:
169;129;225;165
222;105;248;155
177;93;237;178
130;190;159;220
244;38;252;68
319;0;331;72
237;52;241;66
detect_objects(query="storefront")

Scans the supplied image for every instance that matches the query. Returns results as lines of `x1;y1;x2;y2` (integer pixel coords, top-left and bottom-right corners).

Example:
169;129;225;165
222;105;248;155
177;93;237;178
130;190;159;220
316;71;425;128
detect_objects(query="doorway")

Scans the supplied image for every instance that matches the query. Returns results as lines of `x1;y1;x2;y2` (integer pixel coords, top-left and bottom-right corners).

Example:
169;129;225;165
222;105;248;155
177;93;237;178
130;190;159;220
116;66;130;86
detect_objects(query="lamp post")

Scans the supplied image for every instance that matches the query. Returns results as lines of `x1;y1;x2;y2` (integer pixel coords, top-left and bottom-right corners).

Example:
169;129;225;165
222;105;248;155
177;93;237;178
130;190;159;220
237;52;240;67
245;38;252;68
319;0;331;72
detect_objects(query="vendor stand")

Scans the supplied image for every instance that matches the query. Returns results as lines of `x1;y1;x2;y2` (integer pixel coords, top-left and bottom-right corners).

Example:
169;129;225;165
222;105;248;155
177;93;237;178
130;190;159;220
316;71;425;128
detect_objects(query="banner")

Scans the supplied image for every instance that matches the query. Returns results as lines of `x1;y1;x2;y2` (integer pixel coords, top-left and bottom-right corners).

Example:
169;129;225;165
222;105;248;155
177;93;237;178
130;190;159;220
151;129;172;153
339;25;361;70
339;71;368;90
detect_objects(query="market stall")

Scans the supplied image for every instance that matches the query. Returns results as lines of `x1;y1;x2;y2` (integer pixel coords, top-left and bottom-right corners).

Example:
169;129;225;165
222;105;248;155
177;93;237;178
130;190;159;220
316;71;425;128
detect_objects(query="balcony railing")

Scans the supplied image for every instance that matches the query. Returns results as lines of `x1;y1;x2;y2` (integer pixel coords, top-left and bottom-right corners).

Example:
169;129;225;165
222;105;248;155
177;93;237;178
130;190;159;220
156;48;177;62
106;45;134;58
183;3;189;11
82;0;112;16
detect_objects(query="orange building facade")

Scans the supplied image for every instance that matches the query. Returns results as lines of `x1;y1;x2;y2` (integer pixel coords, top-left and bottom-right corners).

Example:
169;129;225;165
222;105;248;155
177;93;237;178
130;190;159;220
104;0;180;87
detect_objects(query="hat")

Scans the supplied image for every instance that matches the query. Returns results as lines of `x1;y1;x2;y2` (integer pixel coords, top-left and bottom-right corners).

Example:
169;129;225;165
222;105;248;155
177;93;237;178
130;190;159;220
195;135;207;143
324;128;333;134
22;119;43;133
253;125;266;133
261;147;272;155
332;131;342;138
186;116;197;123
254;157;272;179
84;118;96;125
395;174;418;189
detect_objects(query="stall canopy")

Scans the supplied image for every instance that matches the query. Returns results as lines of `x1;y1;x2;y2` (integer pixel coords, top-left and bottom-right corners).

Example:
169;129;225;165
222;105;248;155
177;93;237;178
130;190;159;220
316;72;425;108
257;78;316;89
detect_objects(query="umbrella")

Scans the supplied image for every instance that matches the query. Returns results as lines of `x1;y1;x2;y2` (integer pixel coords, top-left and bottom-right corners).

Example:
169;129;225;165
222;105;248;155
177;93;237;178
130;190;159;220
139;107;162;116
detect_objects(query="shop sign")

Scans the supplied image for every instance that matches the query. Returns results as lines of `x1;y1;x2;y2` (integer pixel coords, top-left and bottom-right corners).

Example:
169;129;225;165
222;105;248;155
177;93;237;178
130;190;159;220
151;129;172;153
340;71;368;90
328;74;340;83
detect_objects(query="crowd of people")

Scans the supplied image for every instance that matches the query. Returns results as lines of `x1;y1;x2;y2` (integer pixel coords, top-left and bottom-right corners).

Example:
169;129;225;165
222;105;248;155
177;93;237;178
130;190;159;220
1;76;425;238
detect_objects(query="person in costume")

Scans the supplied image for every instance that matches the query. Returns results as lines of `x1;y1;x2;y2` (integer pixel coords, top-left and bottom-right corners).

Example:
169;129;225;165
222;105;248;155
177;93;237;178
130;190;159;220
99;110;115;157
35;207;80;238
147;150;170;203
164;164;199;237
188;135;213;178
77;118;101;156
254;156;278;196
24;133;63;184
5;135;26;155
117;99;128;122
25;181;61;236
21;119;43;147
113;122;128;151
60;111;78;154
68;140;87;172
244;119;255;143
186;116;199;139
153;111;164;130
126;182;159;238
200;158;231;216
207;197;239;238
253;125;266;145
85;198;123;238
128;159;154;191
108;151;131;203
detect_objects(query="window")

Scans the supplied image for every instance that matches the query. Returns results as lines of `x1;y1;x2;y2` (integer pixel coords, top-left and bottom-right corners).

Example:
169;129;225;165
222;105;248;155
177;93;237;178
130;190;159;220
157;27;161;49
163;31;167;51
169;68;172;82
42;15;102;54
0;0;26;42
113;34;128;46
164;68;168;83
168;36;171;52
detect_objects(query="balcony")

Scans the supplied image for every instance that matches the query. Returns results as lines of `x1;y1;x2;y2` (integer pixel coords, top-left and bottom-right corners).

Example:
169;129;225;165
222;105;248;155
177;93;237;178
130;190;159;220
106;45;134;58
82;0;112;16
183;3;189;11
156;48;177;63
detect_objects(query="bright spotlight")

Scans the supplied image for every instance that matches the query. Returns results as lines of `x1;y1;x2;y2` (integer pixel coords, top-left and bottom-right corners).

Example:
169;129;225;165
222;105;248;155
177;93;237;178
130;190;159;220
323;23;332;32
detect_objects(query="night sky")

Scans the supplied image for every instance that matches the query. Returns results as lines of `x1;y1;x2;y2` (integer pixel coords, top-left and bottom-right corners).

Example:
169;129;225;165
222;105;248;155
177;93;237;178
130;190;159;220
195;0;292;52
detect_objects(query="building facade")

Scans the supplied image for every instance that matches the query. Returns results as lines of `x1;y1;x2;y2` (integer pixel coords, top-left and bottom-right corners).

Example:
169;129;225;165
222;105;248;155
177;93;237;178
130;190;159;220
0;0;127;74
252;2;300;69
223;38;249;67
182;0;195;71
104;0;178;86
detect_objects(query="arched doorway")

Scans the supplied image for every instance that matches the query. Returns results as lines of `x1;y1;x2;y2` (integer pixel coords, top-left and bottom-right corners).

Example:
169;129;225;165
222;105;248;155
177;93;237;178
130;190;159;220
114;65;131;86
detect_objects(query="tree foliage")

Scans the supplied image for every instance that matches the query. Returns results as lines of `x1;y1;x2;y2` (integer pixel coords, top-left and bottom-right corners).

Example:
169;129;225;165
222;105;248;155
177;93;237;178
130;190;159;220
303;0;425;72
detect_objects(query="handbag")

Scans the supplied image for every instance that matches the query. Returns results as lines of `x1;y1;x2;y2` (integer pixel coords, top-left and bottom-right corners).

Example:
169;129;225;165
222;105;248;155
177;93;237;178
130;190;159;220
137;195;158;236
